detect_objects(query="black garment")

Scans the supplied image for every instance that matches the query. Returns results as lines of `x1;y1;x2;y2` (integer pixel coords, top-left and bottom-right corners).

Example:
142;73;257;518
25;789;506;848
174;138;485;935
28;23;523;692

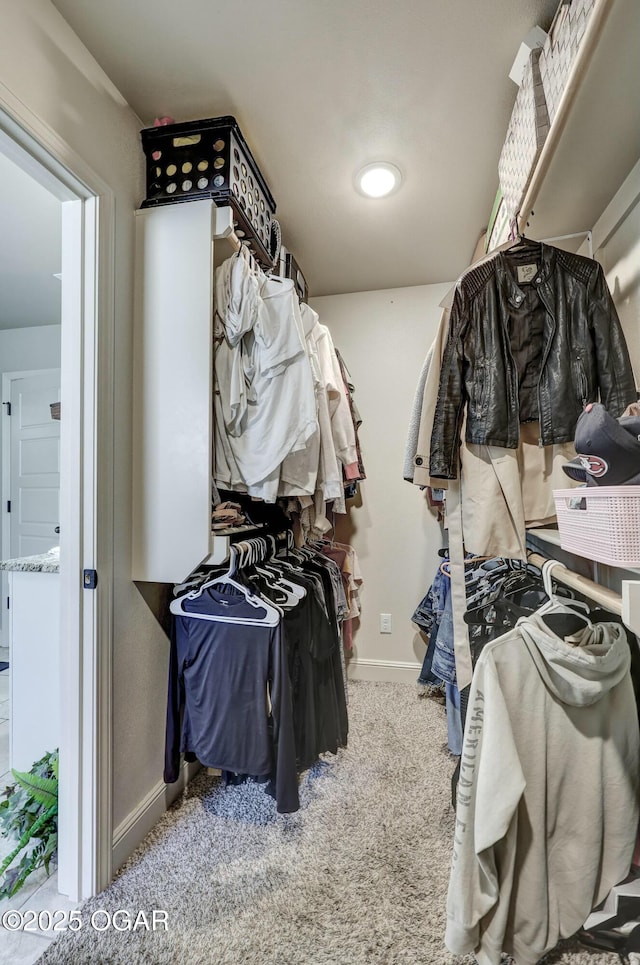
225;562;348;773
300;555;349;749
284;574;344;769
429;243;636;479
164;586;299;814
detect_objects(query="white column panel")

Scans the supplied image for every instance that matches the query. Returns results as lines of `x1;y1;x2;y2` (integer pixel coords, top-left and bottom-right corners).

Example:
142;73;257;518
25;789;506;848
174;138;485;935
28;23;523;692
132;202;216;582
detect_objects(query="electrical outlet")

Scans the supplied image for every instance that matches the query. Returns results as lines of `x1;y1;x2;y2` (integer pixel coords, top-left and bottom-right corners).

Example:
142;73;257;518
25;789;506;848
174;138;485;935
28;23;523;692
379;613;392;634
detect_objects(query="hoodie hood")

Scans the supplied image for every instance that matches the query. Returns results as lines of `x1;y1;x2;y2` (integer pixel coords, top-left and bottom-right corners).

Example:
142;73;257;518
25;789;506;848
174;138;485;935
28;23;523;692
517;610;630;707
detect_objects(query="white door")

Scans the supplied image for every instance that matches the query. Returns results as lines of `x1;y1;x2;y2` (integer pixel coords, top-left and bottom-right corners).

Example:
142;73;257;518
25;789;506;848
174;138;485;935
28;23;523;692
8;369;61;558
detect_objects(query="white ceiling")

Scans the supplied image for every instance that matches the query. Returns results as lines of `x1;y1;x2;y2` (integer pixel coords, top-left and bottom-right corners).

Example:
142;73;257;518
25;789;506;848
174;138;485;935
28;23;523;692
0;152;62;330
48;0;560;296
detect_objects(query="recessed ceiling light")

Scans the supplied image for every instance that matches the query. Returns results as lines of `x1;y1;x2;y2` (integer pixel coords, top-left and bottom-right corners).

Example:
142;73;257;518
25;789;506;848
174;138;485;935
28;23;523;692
355;162;402;198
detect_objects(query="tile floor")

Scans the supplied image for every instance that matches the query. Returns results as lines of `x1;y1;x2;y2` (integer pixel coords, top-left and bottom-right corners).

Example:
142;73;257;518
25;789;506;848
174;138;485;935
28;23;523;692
0;659;78;965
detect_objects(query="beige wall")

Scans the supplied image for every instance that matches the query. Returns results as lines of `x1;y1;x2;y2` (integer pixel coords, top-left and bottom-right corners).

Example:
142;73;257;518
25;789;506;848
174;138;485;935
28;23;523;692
598;197;640;387
310;283;451;680
563;166;640;596
0;0;171;840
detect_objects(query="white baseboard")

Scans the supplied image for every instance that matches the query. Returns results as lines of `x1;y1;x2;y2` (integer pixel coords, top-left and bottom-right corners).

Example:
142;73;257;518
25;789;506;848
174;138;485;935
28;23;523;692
347;658;421;684
112;760;200;873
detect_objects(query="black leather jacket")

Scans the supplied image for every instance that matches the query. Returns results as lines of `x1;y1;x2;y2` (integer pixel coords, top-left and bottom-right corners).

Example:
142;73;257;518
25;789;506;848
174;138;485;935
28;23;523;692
429;244;636;479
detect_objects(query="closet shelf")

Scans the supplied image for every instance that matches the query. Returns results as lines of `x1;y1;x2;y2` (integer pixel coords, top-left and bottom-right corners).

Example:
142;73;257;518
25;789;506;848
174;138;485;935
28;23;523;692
528;527;640;575
526;527;562;548
518;0;640;247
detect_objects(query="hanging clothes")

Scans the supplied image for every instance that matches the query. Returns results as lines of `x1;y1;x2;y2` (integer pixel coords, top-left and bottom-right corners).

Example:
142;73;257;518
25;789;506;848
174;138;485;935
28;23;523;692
317;540;363;651
445;608;640;965
335;347;366;485
222;277;317;497
164;585;299;814
213;253;363;534
412;558;551;754
429;243;636;480
404;243;630;684
164;537;349;813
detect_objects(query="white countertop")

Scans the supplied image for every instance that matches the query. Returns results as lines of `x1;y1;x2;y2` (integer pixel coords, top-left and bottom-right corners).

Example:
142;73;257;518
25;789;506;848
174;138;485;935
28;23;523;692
0;550;60;573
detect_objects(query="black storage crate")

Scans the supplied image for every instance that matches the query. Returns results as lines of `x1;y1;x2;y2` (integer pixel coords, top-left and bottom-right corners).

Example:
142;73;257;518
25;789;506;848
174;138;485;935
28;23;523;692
285;251;309;303
140;116;277;266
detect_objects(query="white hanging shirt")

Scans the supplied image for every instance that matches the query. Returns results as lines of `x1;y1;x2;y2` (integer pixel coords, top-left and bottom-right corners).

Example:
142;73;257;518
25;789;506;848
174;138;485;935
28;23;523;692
213;251;260;490
214;250;262;438
319;324;358;473
279;301;322;497
221;275;317;490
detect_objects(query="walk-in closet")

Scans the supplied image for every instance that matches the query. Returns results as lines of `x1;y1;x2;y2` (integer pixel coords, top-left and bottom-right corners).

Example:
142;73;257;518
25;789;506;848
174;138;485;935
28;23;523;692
0;1;639;963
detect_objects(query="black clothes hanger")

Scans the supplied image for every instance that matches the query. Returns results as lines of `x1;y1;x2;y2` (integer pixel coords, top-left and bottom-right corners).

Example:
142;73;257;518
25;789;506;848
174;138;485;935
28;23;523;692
540;611;590;639
505;226;543;254
464;567;545;613
464;597;530;629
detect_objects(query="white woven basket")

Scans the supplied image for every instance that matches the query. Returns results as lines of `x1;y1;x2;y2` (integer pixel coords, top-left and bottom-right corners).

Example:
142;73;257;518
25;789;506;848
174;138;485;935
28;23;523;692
553;486;640;567
498;48;550;223
539;0;597;124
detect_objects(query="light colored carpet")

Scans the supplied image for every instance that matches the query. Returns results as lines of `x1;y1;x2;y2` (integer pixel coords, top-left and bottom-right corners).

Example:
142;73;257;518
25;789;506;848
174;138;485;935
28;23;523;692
38;681;619;965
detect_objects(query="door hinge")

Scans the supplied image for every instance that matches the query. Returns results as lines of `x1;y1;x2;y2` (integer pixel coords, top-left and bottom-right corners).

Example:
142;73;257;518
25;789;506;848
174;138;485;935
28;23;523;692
6;501;10;513
83;569;98;590
2;402;10;416
6;597;9;610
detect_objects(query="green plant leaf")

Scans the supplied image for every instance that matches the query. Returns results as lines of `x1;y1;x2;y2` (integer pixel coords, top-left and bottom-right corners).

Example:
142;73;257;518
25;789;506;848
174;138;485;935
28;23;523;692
10;770;58;809
0;751;59;899
42;832;58;875
0;802;57;878
5;851;40;899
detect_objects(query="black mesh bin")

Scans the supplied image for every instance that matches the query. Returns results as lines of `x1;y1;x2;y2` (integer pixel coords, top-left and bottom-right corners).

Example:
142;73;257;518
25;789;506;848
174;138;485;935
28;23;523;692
140;115;277;266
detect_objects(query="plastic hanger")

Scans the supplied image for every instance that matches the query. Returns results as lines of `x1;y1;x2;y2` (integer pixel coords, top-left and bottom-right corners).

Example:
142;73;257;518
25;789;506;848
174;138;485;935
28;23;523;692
439;555;496;579
530;559;592;639
240;535;306;603
464;597;530;629
505;229;542;254
169;543;280;625
250;539;300;606
247;573;287;615
238;537;292;613
260;560;306;599
536;559;591;616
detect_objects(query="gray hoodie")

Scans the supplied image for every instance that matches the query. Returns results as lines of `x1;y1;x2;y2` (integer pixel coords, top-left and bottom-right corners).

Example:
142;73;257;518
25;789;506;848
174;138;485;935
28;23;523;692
445;609;640;965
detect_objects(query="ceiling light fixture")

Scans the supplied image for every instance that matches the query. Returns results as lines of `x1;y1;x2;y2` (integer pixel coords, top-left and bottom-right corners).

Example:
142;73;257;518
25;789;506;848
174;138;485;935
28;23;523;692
355;162;402;199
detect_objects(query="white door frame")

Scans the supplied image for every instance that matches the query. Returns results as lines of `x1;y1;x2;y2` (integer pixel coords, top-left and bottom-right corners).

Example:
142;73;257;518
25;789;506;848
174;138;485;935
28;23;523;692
0;92;115;901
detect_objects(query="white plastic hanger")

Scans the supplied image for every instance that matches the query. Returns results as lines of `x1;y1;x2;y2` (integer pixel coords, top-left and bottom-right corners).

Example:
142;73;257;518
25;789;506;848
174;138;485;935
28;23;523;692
169;543;280;626
535;559;591;618
247;538;299;607
259;536;306;599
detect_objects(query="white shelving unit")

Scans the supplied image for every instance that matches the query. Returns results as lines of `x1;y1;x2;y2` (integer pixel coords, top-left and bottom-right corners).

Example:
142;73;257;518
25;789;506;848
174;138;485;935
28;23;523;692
518;0;640;633
131;201;238;583
518;0;640;245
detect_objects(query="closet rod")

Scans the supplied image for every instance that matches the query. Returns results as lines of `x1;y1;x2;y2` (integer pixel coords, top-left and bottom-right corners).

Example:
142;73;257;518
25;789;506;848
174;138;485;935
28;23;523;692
226;230;243;252
528;551;622;615
225;230;264;266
